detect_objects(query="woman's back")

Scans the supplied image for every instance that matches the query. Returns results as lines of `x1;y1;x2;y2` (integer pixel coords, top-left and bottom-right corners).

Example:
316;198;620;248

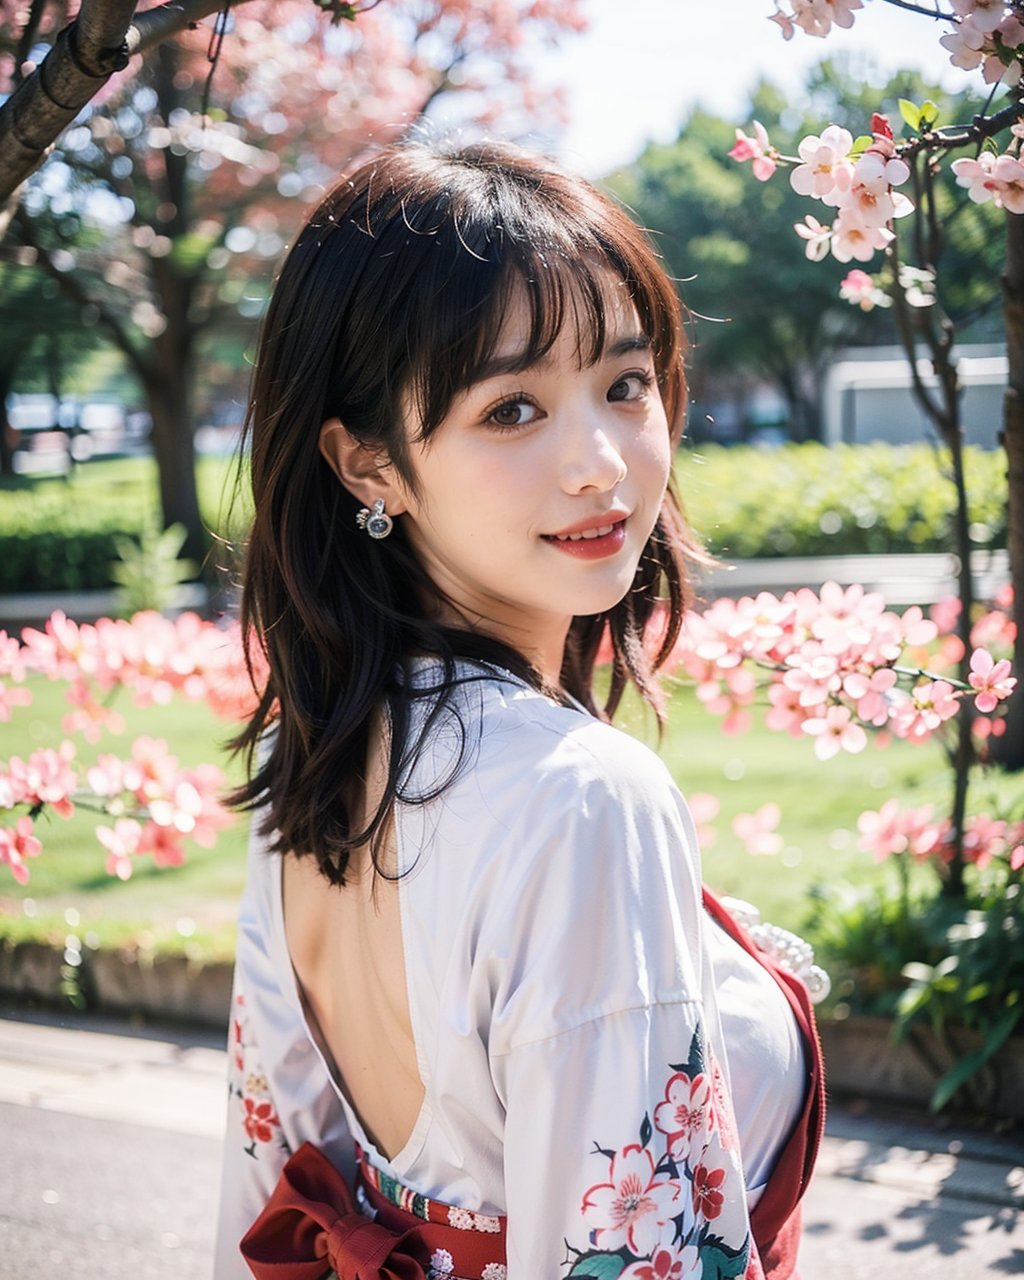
216;668;805;1277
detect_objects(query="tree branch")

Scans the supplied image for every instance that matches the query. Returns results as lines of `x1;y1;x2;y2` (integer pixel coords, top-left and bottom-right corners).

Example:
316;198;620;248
879;0;954;20
127;0;251;56
901;101;1024;158
0;0;260;212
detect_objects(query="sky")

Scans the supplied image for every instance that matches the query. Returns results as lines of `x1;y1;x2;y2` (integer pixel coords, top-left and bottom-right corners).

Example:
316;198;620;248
531;0;974;176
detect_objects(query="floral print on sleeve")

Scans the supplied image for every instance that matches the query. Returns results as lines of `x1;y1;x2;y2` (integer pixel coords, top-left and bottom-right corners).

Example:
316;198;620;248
227;989;287;1161
565;1026;753;1280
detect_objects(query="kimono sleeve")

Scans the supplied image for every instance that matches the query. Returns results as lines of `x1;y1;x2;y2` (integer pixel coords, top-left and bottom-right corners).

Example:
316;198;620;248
484;728;760;1279
500;1007;756;1280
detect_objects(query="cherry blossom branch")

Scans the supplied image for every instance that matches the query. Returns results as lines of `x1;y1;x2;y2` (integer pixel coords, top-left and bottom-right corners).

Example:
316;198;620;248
900;102;1024;158
878;0;954;19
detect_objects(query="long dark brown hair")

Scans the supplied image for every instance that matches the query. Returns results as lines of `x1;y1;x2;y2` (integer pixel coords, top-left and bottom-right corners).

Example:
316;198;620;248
231;138;697;885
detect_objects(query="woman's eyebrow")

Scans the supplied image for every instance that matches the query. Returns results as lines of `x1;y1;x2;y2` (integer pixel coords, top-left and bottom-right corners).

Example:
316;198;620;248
474;333;652;384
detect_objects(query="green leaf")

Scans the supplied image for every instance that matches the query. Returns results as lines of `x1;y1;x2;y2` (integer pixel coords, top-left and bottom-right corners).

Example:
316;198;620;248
919;99;940;128
700;1239;752;1280
929;1006;1023;1112
567;1251;633;1279
850;134;874;158
898;98;923;132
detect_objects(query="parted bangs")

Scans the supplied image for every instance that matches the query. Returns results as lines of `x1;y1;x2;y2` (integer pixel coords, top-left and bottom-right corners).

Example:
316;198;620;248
321;142;686;474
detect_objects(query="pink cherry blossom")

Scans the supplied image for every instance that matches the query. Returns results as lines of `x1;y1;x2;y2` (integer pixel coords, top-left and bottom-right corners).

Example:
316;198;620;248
0;631;27;682
829;208;894;263
858;800;942;862
3;743;77;818
802;704;868;759
888;680;960;741
0;816;42;884
97;818;144;880
940;15;987;68
0;680;32;722
728;120;777;181
688;792;720;849
732;803;784;855
839;268;890;310
794;213;832;261
968;648;1016;713
138;820;188;869
765;680;813;736
790;125;855;202
790;0;864;38
843;666;897;725
580;1143;680;1257
970;607;1015;651
952;0;1006;35
769;9;796;39
962;813;1007;869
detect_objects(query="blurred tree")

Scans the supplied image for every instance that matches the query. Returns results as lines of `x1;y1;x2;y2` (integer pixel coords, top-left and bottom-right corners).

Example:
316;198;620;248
0;0;586;566
608;57;1001;441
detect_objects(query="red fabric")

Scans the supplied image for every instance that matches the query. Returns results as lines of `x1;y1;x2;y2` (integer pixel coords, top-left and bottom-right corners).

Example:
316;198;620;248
241;1142;509;1280
703;886;827;1280
241;1142;428;1279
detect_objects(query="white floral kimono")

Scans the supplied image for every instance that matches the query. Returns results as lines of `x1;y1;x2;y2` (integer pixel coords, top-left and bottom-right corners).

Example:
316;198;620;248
215;665;807;1280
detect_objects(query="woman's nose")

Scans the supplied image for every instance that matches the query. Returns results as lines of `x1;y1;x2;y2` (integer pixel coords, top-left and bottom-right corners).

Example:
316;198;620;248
559;414;628;494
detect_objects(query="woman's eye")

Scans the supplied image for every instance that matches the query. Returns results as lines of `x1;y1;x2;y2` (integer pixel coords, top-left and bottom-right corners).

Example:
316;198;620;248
608;371;654;403
487;398;541;429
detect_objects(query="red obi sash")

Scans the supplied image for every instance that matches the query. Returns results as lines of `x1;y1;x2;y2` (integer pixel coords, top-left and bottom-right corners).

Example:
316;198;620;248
241;889;824;1280
240;1142;507;1279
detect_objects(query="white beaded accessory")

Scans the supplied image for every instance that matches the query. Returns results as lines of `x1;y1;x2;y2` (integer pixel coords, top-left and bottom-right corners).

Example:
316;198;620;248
720;896;832;1004
356;497;393;540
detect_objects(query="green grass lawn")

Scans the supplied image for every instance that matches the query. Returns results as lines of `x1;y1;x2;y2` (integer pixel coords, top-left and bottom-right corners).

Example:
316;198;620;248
0;669;980;963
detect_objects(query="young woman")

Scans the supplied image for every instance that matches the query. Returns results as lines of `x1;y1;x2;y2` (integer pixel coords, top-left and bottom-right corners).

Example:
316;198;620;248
214;139;823;1280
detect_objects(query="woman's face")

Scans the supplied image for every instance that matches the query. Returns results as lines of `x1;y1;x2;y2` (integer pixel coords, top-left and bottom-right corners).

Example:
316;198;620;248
390;279;673;678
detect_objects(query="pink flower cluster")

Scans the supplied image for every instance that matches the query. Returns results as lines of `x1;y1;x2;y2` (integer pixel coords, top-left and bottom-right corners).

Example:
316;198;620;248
0;733;231;883
730;114;914;264
939;1;1024;87
0;610;253;883
88;738;231;880
17;609;258;739
770;0;864;41
951;125;1024;213
770;0;1024;91
859;799;1024;872
664;581;1015;760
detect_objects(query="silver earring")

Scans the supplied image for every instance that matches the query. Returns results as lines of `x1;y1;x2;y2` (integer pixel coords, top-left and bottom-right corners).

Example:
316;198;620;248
356;497;393;540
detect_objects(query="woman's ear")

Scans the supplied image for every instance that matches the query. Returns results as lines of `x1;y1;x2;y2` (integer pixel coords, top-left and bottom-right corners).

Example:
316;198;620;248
318;418;408;516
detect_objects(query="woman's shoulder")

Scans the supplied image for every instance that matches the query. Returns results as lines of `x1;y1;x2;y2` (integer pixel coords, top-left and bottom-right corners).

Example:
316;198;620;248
404;667;694;873
473;669;678;801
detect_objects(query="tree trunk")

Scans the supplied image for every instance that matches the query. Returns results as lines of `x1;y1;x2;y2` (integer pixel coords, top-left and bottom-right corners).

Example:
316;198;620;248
143;369;205;568
994;209;1024;769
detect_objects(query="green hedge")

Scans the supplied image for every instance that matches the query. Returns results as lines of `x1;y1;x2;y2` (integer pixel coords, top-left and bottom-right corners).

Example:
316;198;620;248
676;442;1007;559
0;456;248;594
0;445;1008;594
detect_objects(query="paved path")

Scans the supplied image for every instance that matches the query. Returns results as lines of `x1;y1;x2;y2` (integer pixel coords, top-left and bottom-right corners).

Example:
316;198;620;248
1;1008;1021;1279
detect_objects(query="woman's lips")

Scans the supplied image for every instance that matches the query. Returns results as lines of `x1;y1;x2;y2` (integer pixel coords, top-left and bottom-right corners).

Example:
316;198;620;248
542;519;627;559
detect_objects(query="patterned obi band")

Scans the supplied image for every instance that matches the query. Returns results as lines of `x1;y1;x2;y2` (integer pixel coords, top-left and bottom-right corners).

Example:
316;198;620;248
240;1140;508;1280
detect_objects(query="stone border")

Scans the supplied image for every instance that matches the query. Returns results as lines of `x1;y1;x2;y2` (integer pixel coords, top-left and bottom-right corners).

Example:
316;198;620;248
2;937;1022;1117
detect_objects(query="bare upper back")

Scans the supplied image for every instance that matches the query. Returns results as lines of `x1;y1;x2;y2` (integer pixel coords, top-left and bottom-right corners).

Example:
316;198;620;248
280;730;425;1162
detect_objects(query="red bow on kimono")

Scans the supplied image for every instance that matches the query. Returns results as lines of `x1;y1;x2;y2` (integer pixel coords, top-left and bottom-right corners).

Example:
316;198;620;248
240;1142;428;1280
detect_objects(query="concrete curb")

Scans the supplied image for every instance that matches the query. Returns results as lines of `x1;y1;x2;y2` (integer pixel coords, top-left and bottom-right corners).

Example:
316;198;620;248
3;937;1023;1121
